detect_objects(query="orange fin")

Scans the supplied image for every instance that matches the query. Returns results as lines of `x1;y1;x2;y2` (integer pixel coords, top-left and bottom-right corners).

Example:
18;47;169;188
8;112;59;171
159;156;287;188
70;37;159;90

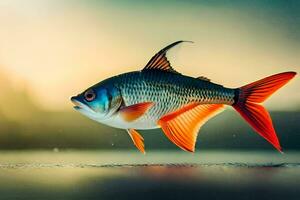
239;71;296;103
233;71;296;152
119;102;154;122
233;102;282;151
158;103;224;152
142;40;193;73
127;129;145;154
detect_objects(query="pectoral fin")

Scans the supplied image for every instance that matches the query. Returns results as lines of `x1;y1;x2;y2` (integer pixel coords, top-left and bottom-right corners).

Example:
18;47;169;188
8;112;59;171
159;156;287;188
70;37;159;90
119;102;154;122
158;103;224;152
127;129;145;154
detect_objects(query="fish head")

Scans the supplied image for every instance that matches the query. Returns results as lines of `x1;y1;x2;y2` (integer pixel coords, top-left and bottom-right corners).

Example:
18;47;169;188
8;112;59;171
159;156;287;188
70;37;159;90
71;84;122;121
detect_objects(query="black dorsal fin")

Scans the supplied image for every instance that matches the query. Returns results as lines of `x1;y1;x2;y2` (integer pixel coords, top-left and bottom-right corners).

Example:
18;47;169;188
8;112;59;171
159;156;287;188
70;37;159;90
197;76;211;82
142;40;193;73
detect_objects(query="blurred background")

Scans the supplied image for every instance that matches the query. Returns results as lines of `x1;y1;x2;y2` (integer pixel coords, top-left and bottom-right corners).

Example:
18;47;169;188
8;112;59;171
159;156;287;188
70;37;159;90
0;0;299;151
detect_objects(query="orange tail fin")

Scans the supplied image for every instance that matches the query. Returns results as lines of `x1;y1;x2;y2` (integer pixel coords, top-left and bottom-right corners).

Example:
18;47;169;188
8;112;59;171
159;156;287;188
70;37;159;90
232;72;296;152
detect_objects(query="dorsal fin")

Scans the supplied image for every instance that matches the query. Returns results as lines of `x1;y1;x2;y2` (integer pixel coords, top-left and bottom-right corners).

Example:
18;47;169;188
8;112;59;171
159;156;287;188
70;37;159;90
197;76;211;82
142;40;193;73
196;76;223;87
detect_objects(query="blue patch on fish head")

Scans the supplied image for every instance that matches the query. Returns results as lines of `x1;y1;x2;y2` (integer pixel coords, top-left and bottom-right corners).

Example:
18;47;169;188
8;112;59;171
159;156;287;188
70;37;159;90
71;85;122;121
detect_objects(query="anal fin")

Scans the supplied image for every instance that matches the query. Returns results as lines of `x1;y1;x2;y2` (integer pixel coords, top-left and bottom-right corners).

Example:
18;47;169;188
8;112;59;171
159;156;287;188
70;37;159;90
127;129;145;154
158;103;224;152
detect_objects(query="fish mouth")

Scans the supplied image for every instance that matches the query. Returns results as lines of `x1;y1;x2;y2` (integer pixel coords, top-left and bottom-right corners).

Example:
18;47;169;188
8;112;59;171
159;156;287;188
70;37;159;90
71;96;84;110
70;96;96;113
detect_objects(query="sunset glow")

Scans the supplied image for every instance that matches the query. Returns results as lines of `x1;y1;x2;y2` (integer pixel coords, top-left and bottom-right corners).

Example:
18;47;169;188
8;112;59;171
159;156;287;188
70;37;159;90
0;0;299;111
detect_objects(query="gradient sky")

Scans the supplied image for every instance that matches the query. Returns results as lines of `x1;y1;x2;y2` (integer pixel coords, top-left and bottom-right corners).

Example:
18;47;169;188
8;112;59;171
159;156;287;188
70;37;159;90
0;0;299;111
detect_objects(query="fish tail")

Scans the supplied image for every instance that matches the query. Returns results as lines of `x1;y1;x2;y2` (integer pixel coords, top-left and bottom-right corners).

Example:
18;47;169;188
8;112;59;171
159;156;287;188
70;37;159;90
232;71;296;152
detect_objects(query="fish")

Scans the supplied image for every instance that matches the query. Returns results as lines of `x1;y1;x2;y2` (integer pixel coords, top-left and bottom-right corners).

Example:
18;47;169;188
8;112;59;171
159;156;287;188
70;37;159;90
71;41;296;154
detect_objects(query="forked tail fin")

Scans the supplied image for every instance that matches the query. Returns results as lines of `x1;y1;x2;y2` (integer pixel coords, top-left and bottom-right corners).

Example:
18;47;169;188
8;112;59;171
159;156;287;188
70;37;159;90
232;72;296;152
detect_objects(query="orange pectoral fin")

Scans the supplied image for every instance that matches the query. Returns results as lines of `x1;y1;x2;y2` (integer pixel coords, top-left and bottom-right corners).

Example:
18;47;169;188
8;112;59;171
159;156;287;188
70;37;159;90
158;103;224;152
119;102;154;122
127;129;145;154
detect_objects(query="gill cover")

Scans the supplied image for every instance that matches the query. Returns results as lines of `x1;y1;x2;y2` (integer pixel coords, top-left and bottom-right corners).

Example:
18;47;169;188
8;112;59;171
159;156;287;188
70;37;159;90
77;85;122;119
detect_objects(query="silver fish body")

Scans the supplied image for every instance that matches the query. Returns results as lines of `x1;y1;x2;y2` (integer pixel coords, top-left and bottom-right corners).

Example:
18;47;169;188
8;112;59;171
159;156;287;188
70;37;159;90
97;70;235;129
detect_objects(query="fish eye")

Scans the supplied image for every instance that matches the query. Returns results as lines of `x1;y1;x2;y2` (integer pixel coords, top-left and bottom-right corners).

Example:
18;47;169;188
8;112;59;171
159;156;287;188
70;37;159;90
84;89;96;102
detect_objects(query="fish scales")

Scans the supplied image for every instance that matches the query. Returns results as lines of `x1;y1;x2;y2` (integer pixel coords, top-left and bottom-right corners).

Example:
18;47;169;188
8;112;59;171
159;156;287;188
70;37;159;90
103;70;235;126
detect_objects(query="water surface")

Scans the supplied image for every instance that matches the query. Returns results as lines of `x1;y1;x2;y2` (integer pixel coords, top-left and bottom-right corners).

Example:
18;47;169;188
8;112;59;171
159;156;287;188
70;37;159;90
0;150;299;200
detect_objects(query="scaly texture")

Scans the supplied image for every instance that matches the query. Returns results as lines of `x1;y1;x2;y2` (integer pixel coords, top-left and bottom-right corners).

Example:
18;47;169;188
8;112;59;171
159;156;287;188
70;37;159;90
98;70;235;128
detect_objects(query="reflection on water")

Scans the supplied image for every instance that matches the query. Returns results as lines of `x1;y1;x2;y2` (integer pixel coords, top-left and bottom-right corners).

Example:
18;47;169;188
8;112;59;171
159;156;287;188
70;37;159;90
0;150;299;200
